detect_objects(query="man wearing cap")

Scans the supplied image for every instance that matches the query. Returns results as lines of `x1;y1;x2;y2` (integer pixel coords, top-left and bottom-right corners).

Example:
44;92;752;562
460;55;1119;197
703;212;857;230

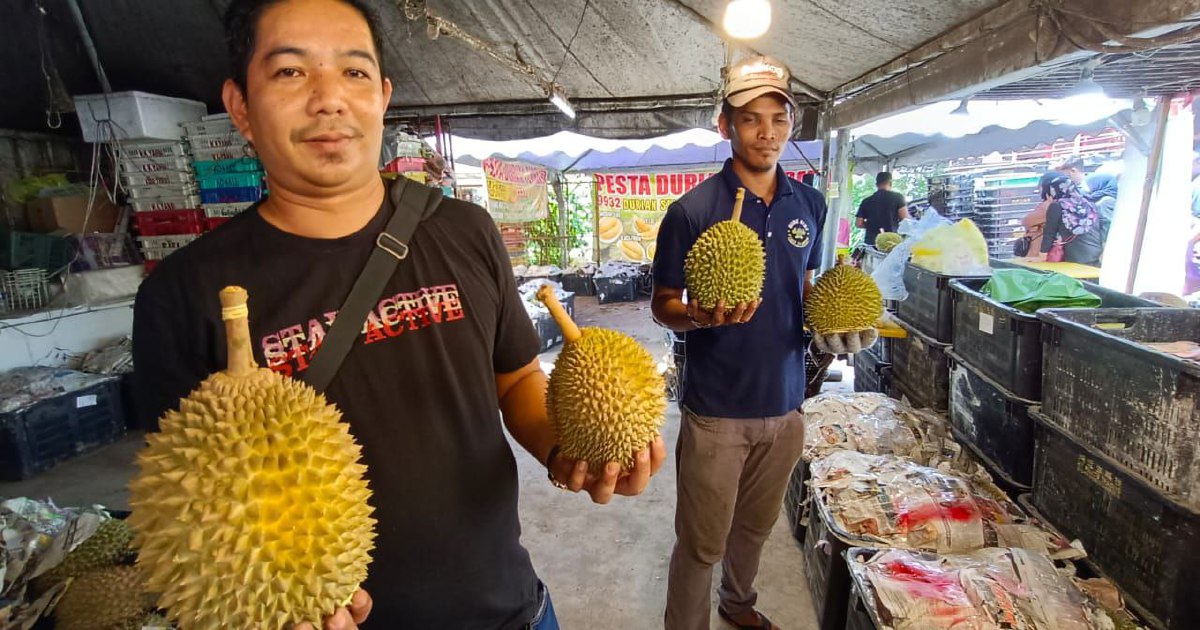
652;57;826;630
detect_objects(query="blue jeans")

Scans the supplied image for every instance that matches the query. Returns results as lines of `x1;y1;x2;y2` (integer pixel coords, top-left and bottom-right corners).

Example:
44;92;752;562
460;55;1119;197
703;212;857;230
528;581;559;630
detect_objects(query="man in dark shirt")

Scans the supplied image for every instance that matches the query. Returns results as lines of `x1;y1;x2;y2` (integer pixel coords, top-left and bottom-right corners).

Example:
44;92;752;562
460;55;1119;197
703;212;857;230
133;1;665;628
652;57;826;630
856;172;909;245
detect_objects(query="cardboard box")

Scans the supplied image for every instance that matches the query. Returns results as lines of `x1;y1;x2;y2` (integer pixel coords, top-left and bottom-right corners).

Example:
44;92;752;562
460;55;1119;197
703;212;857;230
26;196;119;233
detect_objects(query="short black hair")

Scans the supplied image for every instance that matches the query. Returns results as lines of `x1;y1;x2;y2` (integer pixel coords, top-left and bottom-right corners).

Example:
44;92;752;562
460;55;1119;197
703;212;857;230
876;172;893;187
1059;155;1086;171
223;0;388;95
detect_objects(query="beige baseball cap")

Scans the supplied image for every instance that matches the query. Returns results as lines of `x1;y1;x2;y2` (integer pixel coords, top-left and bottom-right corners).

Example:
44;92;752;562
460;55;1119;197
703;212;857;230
724;56;796;108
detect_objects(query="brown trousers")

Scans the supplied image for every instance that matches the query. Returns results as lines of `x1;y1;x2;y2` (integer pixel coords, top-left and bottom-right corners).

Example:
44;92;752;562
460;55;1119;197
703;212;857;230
664;408;806;629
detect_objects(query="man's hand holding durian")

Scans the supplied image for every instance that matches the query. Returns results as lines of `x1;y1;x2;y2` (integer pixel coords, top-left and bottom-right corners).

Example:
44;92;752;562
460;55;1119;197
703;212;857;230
686;298;763;328
548;437;669;504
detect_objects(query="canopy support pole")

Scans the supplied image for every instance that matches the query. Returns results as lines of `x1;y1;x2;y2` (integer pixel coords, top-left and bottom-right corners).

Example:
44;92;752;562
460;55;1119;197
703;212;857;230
1125;97;1172;294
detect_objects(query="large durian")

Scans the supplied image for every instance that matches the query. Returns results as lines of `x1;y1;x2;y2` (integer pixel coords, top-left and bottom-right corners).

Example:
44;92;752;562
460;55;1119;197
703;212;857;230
53;565;157;630
805;262;884;335
537;286;665;471
684;188;766;309
128;286;375;629
33;518;134;591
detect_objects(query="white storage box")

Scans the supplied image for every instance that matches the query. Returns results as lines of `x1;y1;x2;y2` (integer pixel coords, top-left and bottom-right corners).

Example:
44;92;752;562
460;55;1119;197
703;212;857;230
130;195;202;213
203;202;255;218
125;183;199;199
182;116;237;137
121;170;196;188
74;91;206;143
121;140;190;160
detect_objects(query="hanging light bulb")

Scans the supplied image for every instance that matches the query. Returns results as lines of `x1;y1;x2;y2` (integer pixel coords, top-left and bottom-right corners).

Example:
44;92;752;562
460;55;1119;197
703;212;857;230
723;0;772;40
1073;58;1106;96
547;84;576;120
951;99;971;116
1130;94;1152;127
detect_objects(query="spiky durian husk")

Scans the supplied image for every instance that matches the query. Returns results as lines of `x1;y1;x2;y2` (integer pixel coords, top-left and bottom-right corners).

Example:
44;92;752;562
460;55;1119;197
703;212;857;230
684;220;766;309
34;518;135;591
805;265;884;334
876;232;903;253
548;328;665;470
54;565;155;630
128;369;375;630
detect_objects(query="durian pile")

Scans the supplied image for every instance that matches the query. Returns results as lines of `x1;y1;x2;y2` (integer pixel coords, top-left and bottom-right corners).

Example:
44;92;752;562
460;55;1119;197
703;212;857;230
33;517;164;630
537;285;665;471
128;286;376;629
684;188;766;309
875;232;903;253
805;261;884;335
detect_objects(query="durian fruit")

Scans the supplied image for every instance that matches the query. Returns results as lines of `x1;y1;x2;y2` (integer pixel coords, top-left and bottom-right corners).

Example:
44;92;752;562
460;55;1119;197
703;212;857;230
620;240;646;262
598;216;623;243
53;565;157;630
537;286;665;471
684;188;766;309
806;262;884;335
33;518;135;591
128;286;376;630
875;232;903;253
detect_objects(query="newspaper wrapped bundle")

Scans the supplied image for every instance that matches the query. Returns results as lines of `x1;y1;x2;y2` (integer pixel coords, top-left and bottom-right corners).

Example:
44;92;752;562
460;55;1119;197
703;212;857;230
847;547;1125;630
801;393;983;476
810;451;1075;556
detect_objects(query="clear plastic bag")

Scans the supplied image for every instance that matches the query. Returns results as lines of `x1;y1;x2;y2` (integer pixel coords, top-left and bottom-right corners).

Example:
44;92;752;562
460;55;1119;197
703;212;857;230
910;219;992;276
872;211;951;300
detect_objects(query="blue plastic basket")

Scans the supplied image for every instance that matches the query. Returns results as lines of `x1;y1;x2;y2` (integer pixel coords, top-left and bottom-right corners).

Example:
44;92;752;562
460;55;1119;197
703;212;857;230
193;158;263;178
197;171;264;190
200;186;263;205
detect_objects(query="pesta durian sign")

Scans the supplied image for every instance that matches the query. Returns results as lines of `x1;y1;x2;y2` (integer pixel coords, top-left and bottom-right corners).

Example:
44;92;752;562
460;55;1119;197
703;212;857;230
593;169;813;263
483;157;549;223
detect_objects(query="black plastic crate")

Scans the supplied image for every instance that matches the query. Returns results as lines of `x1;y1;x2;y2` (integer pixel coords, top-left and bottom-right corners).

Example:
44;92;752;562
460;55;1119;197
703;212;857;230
1038;308;1200;509
1030;417;1200;630
784;458;810;543
852;345;892;396
890;320;950;412
803;500;851;630
952;278;1156;401
0;378;125;480
844;576;877;630
594;276;638;304
896;263;990;344
947;355;1035;493
559;273;595;296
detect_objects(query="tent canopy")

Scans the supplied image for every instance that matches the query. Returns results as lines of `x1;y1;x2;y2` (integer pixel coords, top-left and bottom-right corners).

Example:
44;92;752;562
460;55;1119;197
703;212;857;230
456;139;822;172
4;0;999;139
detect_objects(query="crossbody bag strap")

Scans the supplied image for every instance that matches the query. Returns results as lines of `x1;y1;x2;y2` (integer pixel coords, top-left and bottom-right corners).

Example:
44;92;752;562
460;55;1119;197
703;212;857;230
300;178;442;392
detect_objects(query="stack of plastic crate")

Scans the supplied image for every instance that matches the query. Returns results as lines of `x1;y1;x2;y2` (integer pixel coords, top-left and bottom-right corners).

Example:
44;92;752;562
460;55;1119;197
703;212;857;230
926;174;974;221
972;172;1042;261
183;115;265;232
119;140;204;272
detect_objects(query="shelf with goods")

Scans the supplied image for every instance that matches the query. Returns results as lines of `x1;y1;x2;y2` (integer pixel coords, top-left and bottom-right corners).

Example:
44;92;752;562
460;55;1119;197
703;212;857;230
185;115;266;234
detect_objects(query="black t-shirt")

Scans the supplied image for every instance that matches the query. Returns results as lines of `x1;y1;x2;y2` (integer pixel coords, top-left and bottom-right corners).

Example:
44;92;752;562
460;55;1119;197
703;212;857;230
856;189;906;244
133;180;542;629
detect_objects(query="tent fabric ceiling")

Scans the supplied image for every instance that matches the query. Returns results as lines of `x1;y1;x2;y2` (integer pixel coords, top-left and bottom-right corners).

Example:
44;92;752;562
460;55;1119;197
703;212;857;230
455;139;823;171
850;115;1129;170
2;0;1003;139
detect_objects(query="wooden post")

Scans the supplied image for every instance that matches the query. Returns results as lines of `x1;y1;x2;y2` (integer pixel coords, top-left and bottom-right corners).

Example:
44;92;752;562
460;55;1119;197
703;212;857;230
1125;97;1172;294
553;172;570;268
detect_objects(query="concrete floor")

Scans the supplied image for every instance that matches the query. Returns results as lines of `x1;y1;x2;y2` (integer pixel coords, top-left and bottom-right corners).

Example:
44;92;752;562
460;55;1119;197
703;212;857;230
0;295;823;629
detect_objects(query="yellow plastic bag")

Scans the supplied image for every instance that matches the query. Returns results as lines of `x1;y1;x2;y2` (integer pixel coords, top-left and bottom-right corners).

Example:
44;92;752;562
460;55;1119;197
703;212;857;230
910;219;991;275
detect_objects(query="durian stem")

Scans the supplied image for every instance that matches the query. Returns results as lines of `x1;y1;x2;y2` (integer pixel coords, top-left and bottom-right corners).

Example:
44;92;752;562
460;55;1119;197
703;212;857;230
536;285;582;343
218;286;257;377
731;188;746;223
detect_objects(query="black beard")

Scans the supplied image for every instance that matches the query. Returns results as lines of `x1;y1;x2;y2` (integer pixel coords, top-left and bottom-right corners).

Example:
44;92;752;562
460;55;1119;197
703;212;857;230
731;145;776;174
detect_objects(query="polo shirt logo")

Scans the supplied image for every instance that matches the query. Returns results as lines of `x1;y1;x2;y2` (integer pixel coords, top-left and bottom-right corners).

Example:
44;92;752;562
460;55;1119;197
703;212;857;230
787;218;811;248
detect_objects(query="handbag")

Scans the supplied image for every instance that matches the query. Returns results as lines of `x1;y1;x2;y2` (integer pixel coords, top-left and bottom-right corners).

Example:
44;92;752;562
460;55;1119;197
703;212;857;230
299;178;443;392
1046;235;1074;263
1012;236;1032;258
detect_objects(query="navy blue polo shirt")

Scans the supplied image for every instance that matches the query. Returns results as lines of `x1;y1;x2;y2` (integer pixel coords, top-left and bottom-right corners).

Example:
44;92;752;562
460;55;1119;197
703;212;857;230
653;159;827;419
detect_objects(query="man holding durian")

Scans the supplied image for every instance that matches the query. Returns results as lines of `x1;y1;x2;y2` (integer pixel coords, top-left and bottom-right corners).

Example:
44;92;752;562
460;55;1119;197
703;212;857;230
651;58;827;630
132;0;664;628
